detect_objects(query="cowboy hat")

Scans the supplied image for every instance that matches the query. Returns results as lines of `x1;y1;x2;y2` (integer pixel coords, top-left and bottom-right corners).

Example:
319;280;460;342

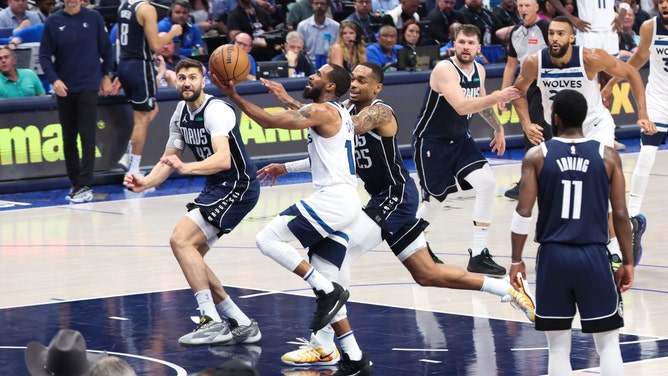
25;329;108;376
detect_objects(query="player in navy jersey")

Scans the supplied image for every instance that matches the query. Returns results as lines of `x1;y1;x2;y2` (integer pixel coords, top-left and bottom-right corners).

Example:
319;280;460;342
116;0;183;183
212;64;375;376
257;62;536;369
125;59;262;348
411;24;524;276
509;89;634;375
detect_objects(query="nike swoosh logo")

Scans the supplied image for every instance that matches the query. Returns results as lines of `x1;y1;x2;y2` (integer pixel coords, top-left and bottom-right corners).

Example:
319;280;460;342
593;121;600;127
59;26;66;31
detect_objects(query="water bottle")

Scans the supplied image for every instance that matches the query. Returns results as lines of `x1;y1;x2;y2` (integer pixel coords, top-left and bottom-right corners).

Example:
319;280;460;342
483;28;491;46
323;33;331;53
192;44;201;57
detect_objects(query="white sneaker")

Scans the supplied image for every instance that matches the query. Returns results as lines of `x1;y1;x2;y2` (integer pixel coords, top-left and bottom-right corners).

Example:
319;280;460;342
118;153;130;171
281;336;340;366
67;186;93;203
509;275;536;323
178;315;233;347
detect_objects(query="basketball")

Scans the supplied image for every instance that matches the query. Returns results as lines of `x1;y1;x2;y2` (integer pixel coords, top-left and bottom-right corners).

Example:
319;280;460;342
208;44;251;85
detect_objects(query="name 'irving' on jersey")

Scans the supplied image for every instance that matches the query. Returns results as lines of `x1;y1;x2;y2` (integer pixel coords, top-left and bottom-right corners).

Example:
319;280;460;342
555;155;590;173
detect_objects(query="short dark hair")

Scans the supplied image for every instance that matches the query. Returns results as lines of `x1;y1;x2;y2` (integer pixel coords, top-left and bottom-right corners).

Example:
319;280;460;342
551;15;575;34
358;61;384;84
455;23;482;44
327;63;352;99
552;89;587;129
175;58;204;75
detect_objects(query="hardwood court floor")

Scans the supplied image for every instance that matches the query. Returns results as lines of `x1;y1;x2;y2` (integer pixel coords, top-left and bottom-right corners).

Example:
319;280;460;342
2;146;668;375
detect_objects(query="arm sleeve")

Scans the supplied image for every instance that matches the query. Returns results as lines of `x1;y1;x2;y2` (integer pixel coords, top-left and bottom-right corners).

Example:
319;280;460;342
166;102;187;150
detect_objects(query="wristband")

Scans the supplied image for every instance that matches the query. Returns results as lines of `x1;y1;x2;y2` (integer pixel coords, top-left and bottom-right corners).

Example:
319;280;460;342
285;158;310;173
511;260;524;266
510;210;532;235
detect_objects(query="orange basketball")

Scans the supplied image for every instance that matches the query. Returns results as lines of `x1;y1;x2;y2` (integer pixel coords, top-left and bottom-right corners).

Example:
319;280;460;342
208;44;251;85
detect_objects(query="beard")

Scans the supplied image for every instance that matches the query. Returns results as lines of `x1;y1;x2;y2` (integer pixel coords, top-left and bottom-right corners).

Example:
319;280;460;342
302;85;322;101
549;42;570;59
178;86;202;102
455;50;476;64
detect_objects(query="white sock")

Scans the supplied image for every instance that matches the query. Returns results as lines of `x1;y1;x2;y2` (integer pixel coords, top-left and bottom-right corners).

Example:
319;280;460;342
471;225;489;254
628;175;648;217
304;267;334;293
195;289;221;321
128;154;142;174
125;140;132;155
216;296;251;326
312;326;336;354
608;237;621;259
481;276;512;297
338;330;362;361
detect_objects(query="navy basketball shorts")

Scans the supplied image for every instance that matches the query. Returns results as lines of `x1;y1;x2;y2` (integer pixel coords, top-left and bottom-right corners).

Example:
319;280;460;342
117;58;157;112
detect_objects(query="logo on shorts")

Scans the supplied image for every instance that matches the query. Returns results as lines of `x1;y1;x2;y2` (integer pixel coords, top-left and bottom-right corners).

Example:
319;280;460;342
618;301;624;318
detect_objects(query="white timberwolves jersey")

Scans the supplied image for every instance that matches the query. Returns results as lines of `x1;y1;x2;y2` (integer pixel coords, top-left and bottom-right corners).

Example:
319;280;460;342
308;101;358;191
646;17;668;123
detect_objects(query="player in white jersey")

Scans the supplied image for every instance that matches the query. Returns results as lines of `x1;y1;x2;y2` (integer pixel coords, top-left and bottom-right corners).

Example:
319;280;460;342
602;1;668;266
547;0;630;56
211;64;375;376
511;16;654;270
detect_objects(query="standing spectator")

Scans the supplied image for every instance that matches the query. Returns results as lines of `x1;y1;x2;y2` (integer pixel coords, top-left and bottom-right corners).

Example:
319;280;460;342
381;0;420;31
458;0;504;45
0;45;45;98
372;0;399;15
39;0;114;203
508;89;634;376
0;0;43;33
126;59;262;348
426;0;462;46
271;30;315;77
25;329;108;376
286;0;318;30
345;0;377;43
297;0;340;64
329;20;366;71
226;0;274;61
31;0;56;23
500;0;549;200
116;0;183;183
412;24;523;276
233;32;258;80
89;356;137;376
366;24;401;69
158;0;205;56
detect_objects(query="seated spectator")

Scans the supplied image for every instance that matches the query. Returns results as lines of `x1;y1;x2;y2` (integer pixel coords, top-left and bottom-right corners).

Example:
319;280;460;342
372;0;399;15
458;0;504;45
345;0;377;43
154;32;184;86
400;18;421;49
272;30;314;77
0;0;43;34
31;0;55;23
226;0;274;61
25;329;107;376
621;4;640;45
189;0;226;36
234;32;258;80
0;45;45;98
210;0;238;26
296;0;340;65
381;0;420;30
366;24;402;70
89;356;137;376
329;20;366;71
255;0;283;27
426;0;462;46
158;0;205;56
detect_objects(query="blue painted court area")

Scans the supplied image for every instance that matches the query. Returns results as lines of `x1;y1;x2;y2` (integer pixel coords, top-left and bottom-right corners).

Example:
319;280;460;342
1;287;665;375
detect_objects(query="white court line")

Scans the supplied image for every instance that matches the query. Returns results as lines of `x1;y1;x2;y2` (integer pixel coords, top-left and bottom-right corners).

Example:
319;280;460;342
0;201;31;208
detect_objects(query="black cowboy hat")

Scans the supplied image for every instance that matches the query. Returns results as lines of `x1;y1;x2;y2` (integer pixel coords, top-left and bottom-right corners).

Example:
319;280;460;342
25;329;108;376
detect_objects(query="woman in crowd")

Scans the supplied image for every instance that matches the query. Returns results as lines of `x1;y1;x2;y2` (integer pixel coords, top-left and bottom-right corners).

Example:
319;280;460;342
329;20;367;72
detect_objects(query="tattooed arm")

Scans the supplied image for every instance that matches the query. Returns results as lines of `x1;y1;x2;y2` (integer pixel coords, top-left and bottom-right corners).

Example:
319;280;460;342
352;103;398;136
479;107;507;156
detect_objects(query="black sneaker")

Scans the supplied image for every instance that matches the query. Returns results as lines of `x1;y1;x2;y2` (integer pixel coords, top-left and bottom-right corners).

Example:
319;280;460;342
630;214;647;266
66;185;93;203
310;282;349;332
504;183;519;200
426;242;444;264
333;353;374;376
467;248;506;276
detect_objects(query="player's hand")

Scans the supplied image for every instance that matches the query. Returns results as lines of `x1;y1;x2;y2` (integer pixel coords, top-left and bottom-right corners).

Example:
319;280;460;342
99;76;113;96
615;264;634;292
638;119;657;135
498;86;525;103
257;163;288;186
508;262;527;291
125;172;147;192
160;154;189;174
210;72;238;97
490;128;506;156
567;14;591;33
523;123;545;145
260;78;293;105
498;102;509;112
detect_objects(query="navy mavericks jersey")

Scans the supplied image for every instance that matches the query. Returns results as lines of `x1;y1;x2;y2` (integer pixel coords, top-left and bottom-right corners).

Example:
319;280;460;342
413;59;482;141
178;97;257;187
535;138;609;245
117;0;152;61
349;100;411;195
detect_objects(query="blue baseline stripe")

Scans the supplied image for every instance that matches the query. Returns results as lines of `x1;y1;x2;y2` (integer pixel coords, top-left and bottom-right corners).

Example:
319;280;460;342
541;72;583;78
300;200;335;234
